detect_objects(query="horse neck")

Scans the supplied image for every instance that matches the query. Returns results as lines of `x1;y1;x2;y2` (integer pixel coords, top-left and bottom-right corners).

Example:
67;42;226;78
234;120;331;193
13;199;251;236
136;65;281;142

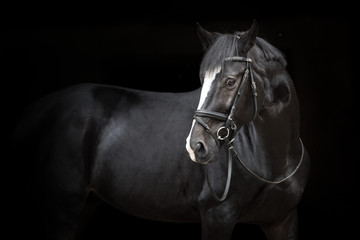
235;88;301;180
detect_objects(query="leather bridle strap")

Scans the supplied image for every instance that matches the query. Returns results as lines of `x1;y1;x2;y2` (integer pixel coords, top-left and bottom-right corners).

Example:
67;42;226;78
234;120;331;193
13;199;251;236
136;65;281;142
193;56;257;202
206;137;305;202
226;57;258;124
205;140;233;202
194;109;228;121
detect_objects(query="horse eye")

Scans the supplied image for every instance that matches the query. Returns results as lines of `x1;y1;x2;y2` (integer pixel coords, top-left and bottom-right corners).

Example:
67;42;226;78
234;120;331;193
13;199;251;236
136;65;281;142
226;78;236;87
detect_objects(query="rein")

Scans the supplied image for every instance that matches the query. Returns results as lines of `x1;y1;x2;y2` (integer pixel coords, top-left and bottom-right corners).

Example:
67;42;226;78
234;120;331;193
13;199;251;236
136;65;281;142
193;56;304;202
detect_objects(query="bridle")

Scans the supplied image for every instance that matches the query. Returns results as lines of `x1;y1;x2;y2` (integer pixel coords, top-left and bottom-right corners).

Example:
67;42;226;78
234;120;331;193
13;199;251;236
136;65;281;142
194;57;258;147
192;56;304;202
193;56;257;161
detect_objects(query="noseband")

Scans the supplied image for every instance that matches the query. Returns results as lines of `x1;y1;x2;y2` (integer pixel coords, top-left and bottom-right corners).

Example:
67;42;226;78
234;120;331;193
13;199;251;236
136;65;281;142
193;56;258;149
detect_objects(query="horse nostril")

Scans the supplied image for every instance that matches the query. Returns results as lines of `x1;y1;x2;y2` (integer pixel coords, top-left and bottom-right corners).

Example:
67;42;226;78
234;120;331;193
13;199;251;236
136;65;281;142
194;142;202;152
194;141;208;159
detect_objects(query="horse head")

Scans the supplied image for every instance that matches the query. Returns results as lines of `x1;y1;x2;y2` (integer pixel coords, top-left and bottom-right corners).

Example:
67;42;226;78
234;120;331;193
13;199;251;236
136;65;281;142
186;21;266;164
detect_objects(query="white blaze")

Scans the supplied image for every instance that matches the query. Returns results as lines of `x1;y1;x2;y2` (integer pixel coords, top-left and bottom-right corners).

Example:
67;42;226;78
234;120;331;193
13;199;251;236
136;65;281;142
186;67;221;162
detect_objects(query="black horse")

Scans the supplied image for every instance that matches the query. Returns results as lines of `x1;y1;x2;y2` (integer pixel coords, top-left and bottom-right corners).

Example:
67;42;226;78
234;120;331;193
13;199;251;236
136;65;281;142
12;21;310;240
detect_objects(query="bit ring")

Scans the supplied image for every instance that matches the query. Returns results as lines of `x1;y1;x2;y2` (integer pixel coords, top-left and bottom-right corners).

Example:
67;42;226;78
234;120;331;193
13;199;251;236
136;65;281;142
217;126;230;140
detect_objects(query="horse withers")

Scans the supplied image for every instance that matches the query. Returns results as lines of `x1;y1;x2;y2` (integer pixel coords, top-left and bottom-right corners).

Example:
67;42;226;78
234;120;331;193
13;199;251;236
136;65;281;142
12;21;309;240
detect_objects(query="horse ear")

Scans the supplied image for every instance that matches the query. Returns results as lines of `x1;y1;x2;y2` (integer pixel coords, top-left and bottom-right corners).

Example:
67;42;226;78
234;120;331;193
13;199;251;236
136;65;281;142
240;19;259;53
196;23;217;50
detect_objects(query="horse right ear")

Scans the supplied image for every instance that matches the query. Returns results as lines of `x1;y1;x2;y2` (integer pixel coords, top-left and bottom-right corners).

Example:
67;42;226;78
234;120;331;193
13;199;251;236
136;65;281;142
239;19;259;54
196;23;218;50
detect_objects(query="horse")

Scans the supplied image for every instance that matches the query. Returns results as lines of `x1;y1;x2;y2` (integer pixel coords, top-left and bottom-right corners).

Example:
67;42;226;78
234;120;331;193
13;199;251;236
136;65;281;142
12;21;310;240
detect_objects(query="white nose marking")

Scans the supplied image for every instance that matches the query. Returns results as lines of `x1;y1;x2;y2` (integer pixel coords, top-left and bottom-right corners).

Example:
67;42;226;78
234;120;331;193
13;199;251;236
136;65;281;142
185;67;221;161
186;120;197;162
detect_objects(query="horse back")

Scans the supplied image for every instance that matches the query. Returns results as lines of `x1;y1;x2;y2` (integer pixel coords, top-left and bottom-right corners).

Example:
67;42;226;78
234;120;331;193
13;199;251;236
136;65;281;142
12;83;202;222
12;83;148;181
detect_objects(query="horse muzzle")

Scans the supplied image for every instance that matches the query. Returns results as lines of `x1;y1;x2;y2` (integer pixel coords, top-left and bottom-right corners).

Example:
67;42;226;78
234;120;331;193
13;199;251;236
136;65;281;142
186;120;223;165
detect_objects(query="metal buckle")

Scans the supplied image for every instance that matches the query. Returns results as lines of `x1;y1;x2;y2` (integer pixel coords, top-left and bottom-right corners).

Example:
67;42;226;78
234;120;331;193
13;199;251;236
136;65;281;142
217;126;230;140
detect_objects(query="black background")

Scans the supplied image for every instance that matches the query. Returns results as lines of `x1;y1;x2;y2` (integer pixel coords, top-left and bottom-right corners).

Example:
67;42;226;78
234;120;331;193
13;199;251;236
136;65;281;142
2;3;358;239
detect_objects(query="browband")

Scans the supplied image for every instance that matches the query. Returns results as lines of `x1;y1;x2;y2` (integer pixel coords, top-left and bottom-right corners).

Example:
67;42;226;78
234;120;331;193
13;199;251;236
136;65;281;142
225;56;252;62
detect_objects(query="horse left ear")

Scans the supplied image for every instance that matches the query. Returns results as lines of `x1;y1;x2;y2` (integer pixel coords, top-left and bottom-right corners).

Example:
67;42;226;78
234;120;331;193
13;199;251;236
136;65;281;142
241;19;259;53
196;23;218;50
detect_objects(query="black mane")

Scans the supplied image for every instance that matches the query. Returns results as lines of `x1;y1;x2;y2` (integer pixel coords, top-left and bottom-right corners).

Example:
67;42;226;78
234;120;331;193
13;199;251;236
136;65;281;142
199;32;287;78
